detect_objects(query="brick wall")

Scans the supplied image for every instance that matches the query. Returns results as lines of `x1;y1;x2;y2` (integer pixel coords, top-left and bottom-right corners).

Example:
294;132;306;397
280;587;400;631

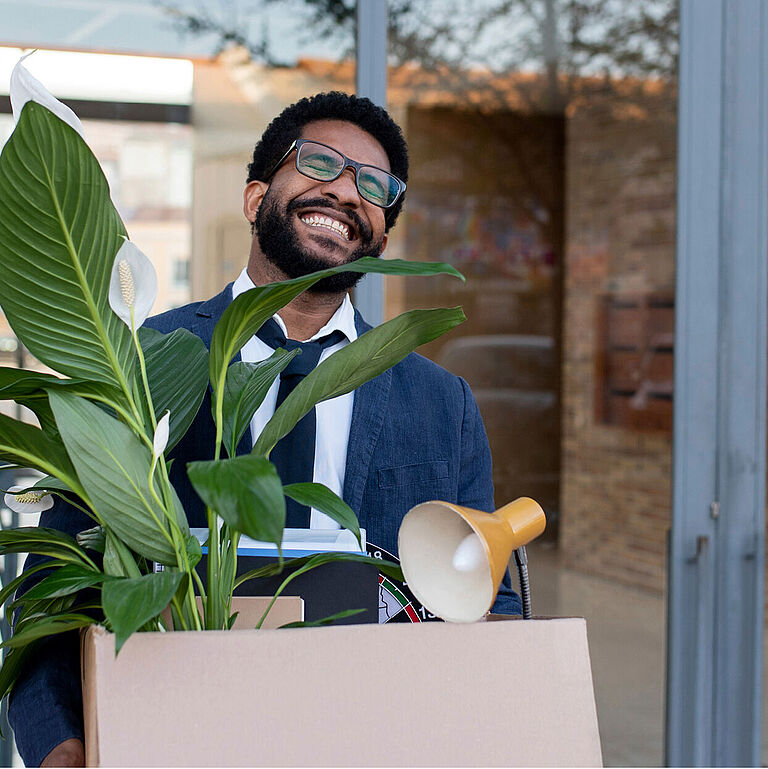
559;81;677;593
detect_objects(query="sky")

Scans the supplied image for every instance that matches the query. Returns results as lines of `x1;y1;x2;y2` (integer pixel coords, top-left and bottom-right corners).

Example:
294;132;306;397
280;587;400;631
0;0;343;62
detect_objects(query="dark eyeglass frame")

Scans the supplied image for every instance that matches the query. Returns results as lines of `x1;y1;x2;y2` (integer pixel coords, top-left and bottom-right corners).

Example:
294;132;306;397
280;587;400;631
263;138;407;209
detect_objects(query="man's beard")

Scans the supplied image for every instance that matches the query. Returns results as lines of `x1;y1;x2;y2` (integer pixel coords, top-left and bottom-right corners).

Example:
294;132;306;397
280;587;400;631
255;190;385;294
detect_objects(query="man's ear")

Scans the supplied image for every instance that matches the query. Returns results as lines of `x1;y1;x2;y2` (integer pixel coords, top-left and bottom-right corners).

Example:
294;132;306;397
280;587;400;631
379;232;389;255
243;180;268;224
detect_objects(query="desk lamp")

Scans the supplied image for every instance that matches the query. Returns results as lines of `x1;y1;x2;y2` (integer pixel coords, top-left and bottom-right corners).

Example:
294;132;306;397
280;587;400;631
398;498;546;622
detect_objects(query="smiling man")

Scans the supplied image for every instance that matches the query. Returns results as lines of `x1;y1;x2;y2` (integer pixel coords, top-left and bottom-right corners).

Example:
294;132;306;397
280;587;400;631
8;92;520;768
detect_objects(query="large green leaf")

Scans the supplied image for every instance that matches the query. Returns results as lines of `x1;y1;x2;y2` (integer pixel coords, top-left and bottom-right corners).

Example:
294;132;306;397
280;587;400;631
220;350;298;457
0;367;118;402
102;570;183;652
209;257;464;402
0;102;134;388
0;560;69;610
1;612;95;649
254;307;465;455
19;564;108;601
187;455;285;546
0;412;82;492
0;367;122;434
0;528;93;564
48;390;177;565
137;327;209;452
282;483;360;546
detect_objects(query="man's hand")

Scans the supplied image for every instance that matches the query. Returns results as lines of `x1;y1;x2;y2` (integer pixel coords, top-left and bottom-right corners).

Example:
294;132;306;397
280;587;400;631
40;738;85;767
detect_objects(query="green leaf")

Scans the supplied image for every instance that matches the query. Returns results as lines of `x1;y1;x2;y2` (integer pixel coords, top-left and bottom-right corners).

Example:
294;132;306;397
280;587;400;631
0;101;134;388
0;368;123;437
48;390;177;564
278;608;366;628
187;455;285;546
0;411;82;492
220;350;299;457
32;475;74;494
0;367;119;403
0;641;41;705
185;533;202;569
102;571;183;653
282;483;360;547
103;531;142;578
0;528;93;564
20;564;108;601
138;327;209;452
234;551;403;590
1;613;95;649
0;560;69;609
76;526;106;554
209;257;463;403
254;551;402;628
254;307;465;455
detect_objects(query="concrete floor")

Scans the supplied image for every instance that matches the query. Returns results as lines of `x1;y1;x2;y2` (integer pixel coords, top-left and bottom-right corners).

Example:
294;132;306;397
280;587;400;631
527;541;666;766
528;541;768;767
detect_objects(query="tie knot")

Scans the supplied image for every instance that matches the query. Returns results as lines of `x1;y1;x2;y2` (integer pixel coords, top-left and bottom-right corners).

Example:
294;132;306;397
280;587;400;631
256;318;345;379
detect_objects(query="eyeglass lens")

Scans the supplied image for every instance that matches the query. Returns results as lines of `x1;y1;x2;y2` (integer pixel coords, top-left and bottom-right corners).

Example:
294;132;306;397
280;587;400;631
296;142;400;208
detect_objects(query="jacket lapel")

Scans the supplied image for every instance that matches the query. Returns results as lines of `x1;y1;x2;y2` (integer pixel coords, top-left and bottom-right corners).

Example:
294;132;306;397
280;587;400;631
343;311;392;520
191;284;234;351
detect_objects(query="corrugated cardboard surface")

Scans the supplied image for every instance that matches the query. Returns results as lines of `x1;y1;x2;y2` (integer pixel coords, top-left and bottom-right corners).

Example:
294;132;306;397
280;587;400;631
82;618;602;767
159;595;304;632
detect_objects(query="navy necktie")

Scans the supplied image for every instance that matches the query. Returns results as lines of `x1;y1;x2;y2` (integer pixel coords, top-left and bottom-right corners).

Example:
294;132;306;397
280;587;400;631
257;317;346;527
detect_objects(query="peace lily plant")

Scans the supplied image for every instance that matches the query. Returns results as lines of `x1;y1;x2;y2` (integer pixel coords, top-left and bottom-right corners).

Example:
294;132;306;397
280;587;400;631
0;57;466;701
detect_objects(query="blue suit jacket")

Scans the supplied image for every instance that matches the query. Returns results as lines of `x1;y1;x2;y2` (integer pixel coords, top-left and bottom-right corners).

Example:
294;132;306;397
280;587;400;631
9;286;520;766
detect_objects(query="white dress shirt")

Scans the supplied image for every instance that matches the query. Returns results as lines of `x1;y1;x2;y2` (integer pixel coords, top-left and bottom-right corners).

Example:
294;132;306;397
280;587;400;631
232;268;357;529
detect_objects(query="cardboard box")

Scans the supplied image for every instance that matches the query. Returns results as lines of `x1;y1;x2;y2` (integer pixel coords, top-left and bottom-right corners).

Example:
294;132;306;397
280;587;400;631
159;596;304;632
81;615;601;766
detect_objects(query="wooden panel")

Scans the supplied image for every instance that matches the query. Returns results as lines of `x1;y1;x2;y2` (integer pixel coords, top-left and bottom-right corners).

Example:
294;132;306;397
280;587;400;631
607;393;673;432
595;294;674;432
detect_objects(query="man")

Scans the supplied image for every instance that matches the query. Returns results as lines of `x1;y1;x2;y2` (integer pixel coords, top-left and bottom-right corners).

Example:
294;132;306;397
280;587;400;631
9;92;519;767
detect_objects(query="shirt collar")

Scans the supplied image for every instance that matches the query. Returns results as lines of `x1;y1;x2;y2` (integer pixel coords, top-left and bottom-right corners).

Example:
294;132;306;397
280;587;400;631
232;267;358;343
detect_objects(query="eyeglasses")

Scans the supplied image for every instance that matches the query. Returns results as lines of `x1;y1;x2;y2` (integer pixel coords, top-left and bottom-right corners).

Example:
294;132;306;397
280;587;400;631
263;139;406;209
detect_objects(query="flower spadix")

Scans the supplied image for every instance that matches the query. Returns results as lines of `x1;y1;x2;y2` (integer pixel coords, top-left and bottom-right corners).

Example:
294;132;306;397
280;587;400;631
109;239;158;330
10;52;85;139
4;485;54;514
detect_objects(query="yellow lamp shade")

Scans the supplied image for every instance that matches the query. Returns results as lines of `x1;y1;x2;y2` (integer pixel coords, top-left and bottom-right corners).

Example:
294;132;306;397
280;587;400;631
398;498;546;623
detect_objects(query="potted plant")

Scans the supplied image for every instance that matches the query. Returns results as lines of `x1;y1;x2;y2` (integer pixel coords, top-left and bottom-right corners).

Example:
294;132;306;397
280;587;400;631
0;56;466;699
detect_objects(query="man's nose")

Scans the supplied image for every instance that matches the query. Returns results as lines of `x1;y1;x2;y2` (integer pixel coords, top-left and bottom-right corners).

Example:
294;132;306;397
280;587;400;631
319;166;361;207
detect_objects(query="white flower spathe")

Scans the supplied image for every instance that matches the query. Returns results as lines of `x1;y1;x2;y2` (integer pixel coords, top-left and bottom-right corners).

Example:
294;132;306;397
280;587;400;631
108;239;158;329
10;52;85;139
153;411;170;460
4;485;54;514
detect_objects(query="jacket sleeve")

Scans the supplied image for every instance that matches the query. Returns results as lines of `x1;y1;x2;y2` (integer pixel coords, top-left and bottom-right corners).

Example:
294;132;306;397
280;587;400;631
8;497;94;767
457;377;521;616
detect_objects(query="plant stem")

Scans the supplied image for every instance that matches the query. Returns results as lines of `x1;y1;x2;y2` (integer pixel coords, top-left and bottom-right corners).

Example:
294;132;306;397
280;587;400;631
205;507;222;629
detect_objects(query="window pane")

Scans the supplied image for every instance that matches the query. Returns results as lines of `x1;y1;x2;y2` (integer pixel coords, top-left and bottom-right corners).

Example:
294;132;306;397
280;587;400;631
384;3;678;764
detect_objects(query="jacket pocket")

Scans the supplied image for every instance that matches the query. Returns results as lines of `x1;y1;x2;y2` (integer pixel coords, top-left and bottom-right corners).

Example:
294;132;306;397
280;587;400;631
377;460;450;489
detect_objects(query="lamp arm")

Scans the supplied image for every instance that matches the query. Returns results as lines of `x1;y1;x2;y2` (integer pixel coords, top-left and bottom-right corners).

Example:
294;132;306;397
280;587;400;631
514;546;532;619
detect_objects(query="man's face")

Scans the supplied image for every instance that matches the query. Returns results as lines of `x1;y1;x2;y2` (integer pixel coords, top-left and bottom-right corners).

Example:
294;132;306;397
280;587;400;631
248;120;390;293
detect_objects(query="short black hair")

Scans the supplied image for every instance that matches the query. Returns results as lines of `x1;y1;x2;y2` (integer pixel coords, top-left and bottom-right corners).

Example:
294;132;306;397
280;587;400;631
246;91;408;231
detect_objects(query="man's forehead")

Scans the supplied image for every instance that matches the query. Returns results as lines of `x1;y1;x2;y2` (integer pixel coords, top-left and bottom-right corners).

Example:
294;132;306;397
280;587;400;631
297;119;391;171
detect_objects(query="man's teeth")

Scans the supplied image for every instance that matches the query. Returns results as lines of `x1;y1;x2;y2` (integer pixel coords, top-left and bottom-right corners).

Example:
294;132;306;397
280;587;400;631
300;214;350;240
